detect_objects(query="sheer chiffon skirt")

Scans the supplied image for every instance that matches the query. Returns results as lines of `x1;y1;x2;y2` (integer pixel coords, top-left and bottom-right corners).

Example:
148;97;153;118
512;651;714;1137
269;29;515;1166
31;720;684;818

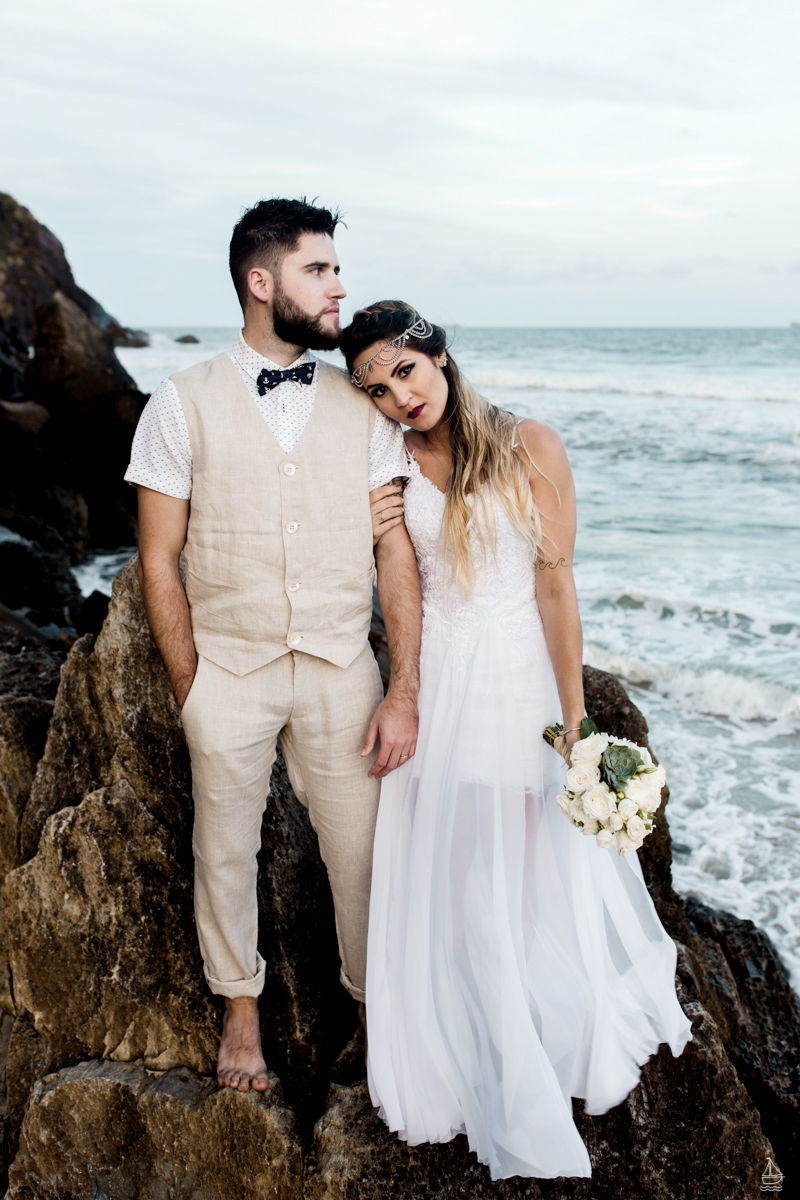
366;610;693;1181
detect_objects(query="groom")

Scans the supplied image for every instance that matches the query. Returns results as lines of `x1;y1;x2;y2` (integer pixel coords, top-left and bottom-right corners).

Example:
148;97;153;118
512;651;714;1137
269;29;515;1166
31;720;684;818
126;198;421;1091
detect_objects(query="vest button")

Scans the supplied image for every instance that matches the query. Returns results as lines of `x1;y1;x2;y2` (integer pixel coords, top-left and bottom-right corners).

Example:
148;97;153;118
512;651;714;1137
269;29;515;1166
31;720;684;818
283;463;297;476
288;581;301;592
288;633;303;647
285;521;299;534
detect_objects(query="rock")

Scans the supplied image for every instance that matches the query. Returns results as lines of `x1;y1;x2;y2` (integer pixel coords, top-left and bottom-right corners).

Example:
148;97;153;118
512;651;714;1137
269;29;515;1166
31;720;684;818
683;897;800;1189
175;333;200;343
22;291;145;549
0;195;147;558
112;326;149;348
8;1060;304;1200
6;780;218;1072
0;410;91;560
0;629;61;1061
307;992;775;1200
74;588;110;638
0;401;49;434
0;193;143;400
0;533;82;633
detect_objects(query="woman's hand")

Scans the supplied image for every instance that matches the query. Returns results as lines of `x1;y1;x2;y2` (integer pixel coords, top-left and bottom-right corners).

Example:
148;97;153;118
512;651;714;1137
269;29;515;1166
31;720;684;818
369;482;405;545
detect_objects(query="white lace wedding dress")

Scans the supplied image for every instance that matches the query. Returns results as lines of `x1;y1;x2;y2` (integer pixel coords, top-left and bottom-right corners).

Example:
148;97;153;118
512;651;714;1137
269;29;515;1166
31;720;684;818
365;449;693;1180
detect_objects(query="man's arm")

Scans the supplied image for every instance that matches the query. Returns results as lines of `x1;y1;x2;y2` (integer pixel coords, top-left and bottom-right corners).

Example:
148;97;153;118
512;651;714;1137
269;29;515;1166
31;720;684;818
136;485;197;708
361;520;422;779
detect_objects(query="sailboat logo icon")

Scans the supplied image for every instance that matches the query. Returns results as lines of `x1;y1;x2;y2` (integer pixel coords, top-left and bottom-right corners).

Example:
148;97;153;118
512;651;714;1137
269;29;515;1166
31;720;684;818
761;1158;784;1191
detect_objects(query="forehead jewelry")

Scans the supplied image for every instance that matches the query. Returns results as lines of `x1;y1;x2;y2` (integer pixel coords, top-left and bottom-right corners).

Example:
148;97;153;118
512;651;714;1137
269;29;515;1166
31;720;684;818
351;314;433;388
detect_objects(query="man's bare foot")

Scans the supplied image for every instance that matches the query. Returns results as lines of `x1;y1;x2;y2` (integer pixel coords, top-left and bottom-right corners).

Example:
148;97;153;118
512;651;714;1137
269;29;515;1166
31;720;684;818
359;1001;368;1068
217;996;269;1093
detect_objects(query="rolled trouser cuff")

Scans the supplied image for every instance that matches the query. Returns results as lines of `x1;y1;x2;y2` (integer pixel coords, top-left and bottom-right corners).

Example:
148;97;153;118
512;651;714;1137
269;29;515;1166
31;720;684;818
204;951;266;998
340;964;365;1004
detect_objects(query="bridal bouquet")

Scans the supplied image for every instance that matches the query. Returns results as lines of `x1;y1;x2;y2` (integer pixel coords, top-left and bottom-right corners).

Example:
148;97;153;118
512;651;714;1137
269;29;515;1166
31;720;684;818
543;718;666;856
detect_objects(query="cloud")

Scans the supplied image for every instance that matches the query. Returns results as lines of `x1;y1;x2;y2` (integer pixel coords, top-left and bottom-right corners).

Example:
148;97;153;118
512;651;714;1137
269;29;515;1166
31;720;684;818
1;0;799;324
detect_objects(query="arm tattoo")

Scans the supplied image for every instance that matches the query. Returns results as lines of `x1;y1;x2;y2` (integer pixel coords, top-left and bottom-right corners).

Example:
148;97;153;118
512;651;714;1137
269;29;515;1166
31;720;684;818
537;557;568;570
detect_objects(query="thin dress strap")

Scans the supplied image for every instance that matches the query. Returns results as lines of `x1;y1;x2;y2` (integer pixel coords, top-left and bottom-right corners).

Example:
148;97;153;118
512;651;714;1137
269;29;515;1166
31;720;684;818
510;417;523;451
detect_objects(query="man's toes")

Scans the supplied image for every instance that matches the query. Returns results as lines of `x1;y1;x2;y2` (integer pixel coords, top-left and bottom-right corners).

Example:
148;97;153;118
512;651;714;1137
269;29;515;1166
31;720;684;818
252;1071;269;1092
237;1073;251;1092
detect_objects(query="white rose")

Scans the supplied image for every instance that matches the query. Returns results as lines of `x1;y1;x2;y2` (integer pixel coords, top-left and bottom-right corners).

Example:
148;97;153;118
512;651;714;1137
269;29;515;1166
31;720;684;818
625;814;647;846
555;792;571;815
582;784;613;822
565;763;601;792
622;775;653;809
581;818;600;835
614;829;637;856
596;827;615;849
650;763;667;791
608;811;624;831
568;797;587;825
617;797;639;821
569;732;610;768
633;765;666;810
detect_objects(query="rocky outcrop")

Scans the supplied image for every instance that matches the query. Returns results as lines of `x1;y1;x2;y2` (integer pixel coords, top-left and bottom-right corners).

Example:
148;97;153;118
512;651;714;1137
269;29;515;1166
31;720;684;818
8;1061;303;1200
0;558;796;1196
0;194;146;588
0;193;146;400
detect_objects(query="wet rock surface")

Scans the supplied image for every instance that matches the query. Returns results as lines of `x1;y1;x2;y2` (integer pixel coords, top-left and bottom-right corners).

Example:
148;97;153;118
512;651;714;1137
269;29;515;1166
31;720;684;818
8;1060;303;1200
0;192;146;612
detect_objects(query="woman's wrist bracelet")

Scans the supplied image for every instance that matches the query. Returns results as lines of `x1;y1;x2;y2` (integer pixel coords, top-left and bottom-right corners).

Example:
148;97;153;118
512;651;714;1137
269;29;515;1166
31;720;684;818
563;726;582;734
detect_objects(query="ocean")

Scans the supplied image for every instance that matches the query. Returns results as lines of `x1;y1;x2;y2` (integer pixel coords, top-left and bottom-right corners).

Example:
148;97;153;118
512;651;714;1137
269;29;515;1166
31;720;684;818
95;326;800;995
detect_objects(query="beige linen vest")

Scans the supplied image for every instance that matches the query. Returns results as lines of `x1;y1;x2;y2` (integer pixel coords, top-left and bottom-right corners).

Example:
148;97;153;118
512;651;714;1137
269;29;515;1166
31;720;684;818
173;354;377;676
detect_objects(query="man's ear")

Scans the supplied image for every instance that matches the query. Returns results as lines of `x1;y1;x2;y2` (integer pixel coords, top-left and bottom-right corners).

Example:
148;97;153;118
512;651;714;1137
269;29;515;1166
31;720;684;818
246;265;274;307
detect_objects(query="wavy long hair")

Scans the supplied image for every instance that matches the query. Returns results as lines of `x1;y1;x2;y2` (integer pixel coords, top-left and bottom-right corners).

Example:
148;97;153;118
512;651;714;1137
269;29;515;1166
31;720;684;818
341;300;545;593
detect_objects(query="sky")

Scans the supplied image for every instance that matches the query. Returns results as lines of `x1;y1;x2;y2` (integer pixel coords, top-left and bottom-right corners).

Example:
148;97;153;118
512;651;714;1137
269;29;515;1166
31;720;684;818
2;0;800;328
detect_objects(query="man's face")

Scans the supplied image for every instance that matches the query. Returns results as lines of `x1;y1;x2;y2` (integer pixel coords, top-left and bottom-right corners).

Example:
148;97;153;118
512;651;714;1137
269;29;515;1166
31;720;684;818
272;232;347;350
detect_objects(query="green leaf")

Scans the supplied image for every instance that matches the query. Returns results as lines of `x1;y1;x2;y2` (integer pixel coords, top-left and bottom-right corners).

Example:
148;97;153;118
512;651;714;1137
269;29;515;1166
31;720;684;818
580;717;599;738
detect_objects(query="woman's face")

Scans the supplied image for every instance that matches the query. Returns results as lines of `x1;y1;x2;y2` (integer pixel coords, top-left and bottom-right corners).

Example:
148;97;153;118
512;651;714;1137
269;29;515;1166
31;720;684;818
353;345;449;432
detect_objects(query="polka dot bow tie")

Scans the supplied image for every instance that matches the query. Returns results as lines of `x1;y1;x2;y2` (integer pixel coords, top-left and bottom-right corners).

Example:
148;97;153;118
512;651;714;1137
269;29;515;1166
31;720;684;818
256;362;315;395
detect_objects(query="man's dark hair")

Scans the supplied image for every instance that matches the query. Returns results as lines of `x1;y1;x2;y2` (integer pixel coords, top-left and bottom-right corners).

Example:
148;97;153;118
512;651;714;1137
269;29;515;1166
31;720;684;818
229;197;342;311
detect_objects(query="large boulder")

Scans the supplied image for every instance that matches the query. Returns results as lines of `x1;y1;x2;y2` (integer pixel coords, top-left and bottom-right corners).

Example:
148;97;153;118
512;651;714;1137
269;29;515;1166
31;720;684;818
0;534;82;634
0;194;147;560
0;629;62;1012
8;1061;304;1200
0;193;146;401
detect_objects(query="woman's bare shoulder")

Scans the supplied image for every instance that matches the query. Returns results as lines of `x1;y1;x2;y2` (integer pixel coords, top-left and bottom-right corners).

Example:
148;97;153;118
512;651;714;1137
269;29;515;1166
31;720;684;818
514;418;569;471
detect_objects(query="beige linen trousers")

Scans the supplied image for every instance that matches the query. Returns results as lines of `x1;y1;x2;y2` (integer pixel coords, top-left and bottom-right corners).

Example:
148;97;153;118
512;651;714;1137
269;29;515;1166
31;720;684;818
180;646;382;1002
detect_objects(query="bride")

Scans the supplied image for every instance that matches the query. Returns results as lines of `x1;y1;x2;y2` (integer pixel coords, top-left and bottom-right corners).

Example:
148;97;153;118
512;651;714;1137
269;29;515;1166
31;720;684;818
340;301;693;1181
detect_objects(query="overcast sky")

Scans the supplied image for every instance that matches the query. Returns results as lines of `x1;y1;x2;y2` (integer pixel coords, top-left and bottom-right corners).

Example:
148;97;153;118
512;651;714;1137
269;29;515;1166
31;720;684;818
2;0;799;327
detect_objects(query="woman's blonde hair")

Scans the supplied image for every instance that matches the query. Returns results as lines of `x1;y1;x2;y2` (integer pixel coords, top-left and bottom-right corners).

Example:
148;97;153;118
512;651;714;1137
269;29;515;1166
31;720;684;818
341;300;545;593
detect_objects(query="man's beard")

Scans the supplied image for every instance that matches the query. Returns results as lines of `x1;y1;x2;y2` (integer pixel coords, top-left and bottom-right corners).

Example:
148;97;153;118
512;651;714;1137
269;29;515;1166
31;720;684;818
272;285;342;351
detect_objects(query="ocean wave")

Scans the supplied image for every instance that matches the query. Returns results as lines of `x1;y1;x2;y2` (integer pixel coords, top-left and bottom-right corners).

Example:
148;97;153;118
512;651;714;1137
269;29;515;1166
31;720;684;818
585;642;800;723
466;369;800;406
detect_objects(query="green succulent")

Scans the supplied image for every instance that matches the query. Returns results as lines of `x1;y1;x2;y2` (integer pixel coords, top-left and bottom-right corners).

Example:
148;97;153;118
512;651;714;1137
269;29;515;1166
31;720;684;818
602;743;645;791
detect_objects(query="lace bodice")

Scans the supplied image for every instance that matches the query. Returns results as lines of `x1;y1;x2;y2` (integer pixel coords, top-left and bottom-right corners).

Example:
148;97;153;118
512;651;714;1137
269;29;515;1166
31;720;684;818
403;451;543;667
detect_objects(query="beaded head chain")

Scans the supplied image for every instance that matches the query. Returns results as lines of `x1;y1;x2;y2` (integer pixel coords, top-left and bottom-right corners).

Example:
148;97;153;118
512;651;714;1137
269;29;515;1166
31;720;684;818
351;312;433;388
